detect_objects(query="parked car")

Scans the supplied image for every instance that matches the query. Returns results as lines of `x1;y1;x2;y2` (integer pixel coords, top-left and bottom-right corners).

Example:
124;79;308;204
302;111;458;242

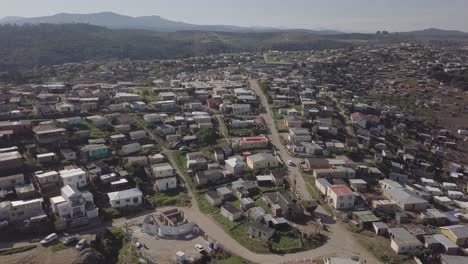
0;220;8;228
179;146;191;153
75;239;86;251
194;244;205;253
287;160;295;166
40;233;58;245
63;236;78;246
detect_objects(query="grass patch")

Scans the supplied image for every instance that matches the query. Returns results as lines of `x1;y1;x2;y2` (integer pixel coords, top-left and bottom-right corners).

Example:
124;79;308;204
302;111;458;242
131;114;170;148
211;256;252;264
172;151;218;215
272;110;285;120
302;174;334;214
212;214;270;253
174;152;188;174
0;245;37;256
201;146;214;160
197;193;219;215
254;197;272;214
93;228;138;264
102;207;144;220
83;120;109;139
275;119;288;132
133;86;160;102
117;238;140;264
215;116;230;139
289;103;303;114
49;242;69;253
211;213;327;254
152;187;192;207
352;230;413;264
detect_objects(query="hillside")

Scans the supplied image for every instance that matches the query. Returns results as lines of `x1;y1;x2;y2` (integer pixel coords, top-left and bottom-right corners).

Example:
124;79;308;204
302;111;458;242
400;28;468;38
0;12;342;34
0;24;358;70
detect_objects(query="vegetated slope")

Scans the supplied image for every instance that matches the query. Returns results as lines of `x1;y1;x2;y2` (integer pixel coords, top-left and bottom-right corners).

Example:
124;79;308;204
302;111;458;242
0;24;357;70
0;11;343;34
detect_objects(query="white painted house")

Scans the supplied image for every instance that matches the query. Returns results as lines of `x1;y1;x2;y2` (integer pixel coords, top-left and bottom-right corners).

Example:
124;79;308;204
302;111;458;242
107;188;143;208
388;227;423;254
151;163;174;179
154;177;177;191
35;170;60;186
50;185;99;222
121;143;141;155
59;168;88;188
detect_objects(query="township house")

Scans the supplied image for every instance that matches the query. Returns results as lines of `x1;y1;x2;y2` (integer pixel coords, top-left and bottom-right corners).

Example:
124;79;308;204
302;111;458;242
195;169;223;186
383;188;428;211
232;135;269;150
149;163;177;191
33;124;66;145
50;185;98;226
262;192;303;219
388;227;423;254
248;223;275;241
439;225;468;247
221;202;242;221
350;112;381;129
224;156;246;176
326;184;355;210
0;198;46;224
59;168;88;188
107;188;143;208
205;190;223;206
246;153;279;170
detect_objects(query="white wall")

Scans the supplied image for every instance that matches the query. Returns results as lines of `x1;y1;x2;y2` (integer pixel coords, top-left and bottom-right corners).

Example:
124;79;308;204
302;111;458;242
155;177;177;191
110;195;142;208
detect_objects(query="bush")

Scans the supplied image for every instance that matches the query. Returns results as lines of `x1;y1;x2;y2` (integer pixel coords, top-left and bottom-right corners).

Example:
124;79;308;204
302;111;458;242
93;228;128;264
102;208;121;220
0;245;37;256
196;128;218;145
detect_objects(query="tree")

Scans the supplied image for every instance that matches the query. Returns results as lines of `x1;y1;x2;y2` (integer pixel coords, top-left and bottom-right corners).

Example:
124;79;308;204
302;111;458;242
196;128;218;145
141;89;150;96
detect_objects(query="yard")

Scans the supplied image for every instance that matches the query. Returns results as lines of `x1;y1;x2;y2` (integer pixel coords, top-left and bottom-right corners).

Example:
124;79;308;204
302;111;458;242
211;213;327;254
0;245;36;256
289;103;303;114
275;119;288;133
351;229;413;264
152;187;192;207
211;256;252;264
82;120;109;138
132;86;160;102
173;152;219;215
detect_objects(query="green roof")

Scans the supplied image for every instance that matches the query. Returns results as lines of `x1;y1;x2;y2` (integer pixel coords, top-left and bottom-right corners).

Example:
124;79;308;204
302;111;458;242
353;210;380;222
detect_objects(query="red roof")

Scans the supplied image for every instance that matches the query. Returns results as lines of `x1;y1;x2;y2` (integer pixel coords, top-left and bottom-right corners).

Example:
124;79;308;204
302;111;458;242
351;112;380;123
329;184;353;196
285;261;317;264
240;136;268;142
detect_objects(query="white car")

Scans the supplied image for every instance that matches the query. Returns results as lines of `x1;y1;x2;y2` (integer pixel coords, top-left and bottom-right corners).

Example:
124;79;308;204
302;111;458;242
194;244;205;253
40;233;58;245
75;239;86;251
287;160;295;166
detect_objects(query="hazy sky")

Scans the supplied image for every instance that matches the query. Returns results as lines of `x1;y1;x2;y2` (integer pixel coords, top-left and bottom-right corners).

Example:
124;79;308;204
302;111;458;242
0;0;467;32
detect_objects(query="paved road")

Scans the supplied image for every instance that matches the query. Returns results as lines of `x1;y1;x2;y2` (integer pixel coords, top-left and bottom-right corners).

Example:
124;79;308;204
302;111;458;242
248;79;382;264
249;79;311;201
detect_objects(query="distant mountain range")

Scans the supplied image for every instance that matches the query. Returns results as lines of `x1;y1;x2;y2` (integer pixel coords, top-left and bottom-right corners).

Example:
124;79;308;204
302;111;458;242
0;12;343;35
398;28;468;38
